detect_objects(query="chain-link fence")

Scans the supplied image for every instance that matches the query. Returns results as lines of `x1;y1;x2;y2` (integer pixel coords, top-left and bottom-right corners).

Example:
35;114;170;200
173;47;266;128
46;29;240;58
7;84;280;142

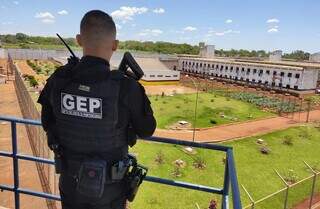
242;162;320;209
8;54;58;209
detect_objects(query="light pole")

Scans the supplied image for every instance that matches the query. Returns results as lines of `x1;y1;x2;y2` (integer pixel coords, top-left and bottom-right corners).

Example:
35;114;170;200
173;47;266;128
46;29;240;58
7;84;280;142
186;75;199;142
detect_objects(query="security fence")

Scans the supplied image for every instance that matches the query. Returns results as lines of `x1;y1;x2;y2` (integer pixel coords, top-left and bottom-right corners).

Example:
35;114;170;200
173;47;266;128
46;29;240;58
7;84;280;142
241;162;320;209
8;54;58;209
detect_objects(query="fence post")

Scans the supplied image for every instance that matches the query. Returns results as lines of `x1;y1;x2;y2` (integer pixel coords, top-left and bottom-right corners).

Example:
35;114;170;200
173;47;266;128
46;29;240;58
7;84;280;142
306;100;311;123
303;161;318;209
241;185;255;209
275;170;290;209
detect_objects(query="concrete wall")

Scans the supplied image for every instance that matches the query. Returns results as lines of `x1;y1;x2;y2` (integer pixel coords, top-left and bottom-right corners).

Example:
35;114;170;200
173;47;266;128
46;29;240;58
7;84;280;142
269;50;282;62
179;58;317;90
0;49;7;59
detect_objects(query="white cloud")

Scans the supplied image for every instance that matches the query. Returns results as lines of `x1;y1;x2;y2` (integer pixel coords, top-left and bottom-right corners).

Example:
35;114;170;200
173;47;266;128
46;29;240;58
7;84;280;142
183;26;197;32
268;28;278;33
153;8;165;14
41;19;55;24
139;29;163;36
208;29;240;36
266;18;280;23
225;19;233;24
2;21;13;25
116;24;122;30
13;1;19;5
58;10;68;15
35;12;55;19
111;6;148;23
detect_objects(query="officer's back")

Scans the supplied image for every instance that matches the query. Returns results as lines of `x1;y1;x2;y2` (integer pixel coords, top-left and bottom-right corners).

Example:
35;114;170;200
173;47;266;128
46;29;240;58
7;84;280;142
38;10;156;209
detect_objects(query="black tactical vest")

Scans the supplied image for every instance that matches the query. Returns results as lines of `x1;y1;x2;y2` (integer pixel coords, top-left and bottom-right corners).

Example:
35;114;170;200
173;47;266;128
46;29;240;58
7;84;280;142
50;69;128;154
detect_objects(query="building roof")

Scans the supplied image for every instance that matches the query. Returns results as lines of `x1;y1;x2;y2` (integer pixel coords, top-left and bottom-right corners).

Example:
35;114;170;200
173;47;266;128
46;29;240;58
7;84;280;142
179;56;320;71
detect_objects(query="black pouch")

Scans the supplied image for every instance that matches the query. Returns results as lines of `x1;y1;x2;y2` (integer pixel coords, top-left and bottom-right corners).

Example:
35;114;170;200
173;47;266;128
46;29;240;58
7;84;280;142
76;159;107;198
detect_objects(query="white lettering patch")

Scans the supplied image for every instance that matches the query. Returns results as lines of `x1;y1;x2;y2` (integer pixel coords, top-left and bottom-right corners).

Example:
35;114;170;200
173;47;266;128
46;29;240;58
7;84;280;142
61;93;102;119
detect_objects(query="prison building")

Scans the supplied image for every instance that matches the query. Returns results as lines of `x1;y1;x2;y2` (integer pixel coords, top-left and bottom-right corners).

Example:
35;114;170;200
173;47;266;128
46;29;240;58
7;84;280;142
178;57;320;90
135;57;180;81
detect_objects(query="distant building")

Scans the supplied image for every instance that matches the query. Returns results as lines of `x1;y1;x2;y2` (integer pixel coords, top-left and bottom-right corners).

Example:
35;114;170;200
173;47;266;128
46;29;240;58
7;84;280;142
179;56;320;91
199;42;215;58
136;57;180;81
310;52;320;63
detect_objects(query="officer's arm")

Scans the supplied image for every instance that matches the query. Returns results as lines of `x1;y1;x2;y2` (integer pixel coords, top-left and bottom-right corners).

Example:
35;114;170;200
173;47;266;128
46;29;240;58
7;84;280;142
37;78;55;132
127;80;156;137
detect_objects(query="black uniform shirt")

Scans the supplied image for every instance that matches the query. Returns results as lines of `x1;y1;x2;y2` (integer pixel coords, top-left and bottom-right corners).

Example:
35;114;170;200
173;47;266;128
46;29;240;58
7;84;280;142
38;56;156;145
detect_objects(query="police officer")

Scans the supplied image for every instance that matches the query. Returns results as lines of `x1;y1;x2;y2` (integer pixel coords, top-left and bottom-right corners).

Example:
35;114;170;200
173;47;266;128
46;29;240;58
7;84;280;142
37;10;156;209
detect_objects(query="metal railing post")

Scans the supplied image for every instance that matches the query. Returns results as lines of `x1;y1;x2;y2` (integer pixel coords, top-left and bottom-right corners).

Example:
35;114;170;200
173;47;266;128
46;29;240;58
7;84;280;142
227;148;242;209
11;121;20;209
222;153;230;209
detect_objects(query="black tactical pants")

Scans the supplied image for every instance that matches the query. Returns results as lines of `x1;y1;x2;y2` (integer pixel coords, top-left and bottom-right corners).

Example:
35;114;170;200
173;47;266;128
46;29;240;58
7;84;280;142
59;173;127;209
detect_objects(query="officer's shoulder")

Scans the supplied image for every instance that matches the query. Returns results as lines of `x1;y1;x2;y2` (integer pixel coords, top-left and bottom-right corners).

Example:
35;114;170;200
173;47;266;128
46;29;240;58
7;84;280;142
110;70;140;91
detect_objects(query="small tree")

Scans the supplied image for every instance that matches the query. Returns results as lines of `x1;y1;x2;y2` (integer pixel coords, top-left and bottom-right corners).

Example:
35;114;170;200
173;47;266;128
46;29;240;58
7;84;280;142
208;199;217;209
193;157;206;169
154;151;165;165
172;165;182;178
282;135;293;146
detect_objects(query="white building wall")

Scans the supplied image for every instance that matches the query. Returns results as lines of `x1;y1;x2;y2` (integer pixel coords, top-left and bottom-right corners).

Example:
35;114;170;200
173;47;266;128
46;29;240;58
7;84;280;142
180;58;317;90
142;70;180;81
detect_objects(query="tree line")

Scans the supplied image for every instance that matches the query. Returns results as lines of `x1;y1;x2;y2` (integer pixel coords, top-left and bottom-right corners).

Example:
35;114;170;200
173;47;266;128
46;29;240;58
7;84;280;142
0;33;312;60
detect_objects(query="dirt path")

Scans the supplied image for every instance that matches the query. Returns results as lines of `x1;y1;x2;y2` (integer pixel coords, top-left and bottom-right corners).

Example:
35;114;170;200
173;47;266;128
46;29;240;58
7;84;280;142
292;193;320;209
154;111;320;142
14;60;36;76
144;84;196;95
0;60;47;208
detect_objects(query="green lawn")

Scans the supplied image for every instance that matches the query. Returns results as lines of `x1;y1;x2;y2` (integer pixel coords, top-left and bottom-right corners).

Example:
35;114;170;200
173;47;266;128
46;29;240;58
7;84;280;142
149;93;274;129
130;125;320;209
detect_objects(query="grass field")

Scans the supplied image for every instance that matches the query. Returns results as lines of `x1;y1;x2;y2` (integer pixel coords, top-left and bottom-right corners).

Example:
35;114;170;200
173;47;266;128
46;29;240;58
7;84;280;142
130;125;320;209
149;93;274;129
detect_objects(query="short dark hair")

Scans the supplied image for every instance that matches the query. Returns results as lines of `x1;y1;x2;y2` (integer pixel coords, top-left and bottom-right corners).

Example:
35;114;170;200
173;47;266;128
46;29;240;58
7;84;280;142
80;10;116;42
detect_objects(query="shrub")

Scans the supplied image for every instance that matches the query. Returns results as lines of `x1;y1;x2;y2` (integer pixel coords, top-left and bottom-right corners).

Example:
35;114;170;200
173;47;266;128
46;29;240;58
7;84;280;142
29;77;38;87
208;199;218;209
162;101;167;104
176;105;181;109
210;99;214;102
210;119;217;124
161;92;165;97
154;151;165;165
193;157;206;169
284;169;298;184
226;97;230;101
171;165;182;178
299;129;312;140
282;135;293;146
260;146;270;154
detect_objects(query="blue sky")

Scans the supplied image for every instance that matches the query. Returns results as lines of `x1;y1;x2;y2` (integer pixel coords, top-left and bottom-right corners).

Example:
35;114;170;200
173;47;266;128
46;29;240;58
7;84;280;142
0;0;320;53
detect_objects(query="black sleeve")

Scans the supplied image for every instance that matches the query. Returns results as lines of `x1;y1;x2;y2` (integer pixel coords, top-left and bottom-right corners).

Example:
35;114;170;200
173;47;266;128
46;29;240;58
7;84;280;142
37;77;55;132
126;79;156;138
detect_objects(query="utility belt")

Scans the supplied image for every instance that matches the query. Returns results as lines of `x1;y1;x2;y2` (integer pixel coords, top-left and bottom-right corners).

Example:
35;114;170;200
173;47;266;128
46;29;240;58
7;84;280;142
54;150;147;201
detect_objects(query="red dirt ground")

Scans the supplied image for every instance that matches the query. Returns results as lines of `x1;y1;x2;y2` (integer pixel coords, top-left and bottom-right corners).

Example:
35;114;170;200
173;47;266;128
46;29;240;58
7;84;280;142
154;110;320;142
0;60;48;209
292;193;320;209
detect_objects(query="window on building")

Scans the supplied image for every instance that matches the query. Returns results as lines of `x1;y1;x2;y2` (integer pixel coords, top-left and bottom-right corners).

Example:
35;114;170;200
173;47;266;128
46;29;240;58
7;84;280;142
266;70;270;75
288;73;292;78
246;78;249;82
286;84;290;89
157;75;163;77
241;67;245;72
236;67;239;72
294;85;298;90
272;82;275;86
252;79;256;82
150;75;155;77
280;72;285;77
216;65;219;69
221;65;224;70
279;83;282;87
265;81;268;85
165;75;171;77
208;64;211;68
226;66;229;70
258;80;262;84
200;63;202;67
295;73;300;79
273;71;277;75
173;75;178;77
253;69;257;74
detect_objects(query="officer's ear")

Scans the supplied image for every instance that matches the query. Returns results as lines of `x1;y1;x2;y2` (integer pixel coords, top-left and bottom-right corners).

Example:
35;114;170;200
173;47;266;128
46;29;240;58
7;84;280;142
76;34;83;47
112;39;119;52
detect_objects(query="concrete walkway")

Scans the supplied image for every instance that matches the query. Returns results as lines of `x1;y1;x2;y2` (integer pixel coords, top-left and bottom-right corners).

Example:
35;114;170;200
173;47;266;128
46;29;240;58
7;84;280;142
154;110;319;142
